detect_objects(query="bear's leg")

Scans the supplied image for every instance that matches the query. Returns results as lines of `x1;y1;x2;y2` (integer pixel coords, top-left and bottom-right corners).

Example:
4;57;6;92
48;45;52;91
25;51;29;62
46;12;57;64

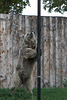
24;77;33;94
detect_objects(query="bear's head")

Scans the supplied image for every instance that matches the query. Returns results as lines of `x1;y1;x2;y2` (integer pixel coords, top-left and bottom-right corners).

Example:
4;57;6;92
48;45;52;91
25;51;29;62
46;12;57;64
24;32;37;49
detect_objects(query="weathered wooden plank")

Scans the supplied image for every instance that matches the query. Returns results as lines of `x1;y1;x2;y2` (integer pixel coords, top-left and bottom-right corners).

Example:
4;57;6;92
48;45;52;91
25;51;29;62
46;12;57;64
56;17;62;87
41;17;44;88
62;18;67;87
19;15;25;52
10;15;20;87
43;17;46;87
5;14;12;88
11;14;19;75
43;17;50;87
25;16;32;34
49;17;56;87
64;18;67;81
31;16;37;33
0;14;2;87
0;14;7;87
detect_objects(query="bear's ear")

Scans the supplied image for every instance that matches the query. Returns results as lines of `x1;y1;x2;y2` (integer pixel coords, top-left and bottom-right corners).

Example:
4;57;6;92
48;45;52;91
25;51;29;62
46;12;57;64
33;31;35;34
33;31;36;35
19;34;24;38
31;31;35;34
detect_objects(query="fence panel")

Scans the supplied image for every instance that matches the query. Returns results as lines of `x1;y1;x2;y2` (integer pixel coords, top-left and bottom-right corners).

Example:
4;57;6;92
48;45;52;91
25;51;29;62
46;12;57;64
0;14;67;88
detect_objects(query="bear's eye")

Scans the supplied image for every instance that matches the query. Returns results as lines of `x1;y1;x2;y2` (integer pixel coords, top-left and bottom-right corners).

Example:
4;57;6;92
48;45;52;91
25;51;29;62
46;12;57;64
27;33;29;35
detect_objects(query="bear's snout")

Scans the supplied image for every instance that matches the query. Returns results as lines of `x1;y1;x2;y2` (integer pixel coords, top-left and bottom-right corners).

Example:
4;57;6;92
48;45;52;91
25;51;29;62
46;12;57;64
30;32;33;38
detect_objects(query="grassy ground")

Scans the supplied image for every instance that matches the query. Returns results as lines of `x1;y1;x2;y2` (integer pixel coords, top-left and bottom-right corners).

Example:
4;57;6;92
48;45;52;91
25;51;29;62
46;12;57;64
0;88;67;100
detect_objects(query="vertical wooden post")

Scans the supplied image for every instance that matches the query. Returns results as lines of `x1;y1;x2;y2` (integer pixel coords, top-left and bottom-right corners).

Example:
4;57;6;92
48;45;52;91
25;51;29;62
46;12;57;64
37;0;41;100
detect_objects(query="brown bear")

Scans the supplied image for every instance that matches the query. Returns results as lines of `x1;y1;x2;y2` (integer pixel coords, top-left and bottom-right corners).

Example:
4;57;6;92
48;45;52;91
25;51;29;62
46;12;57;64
13;32;37;93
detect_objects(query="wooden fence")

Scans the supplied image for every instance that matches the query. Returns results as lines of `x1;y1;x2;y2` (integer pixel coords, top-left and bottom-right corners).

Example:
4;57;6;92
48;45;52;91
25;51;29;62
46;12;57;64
0;14;67;88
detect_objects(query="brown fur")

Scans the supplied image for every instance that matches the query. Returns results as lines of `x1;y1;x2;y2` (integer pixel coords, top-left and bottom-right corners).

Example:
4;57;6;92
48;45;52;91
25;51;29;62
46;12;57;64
14;32;37;93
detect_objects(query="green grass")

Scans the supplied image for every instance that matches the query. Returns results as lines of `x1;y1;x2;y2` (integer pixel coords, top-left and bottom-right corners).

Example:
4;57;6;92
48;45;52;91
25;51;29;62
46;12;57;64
33;88;67;100
0;88;67;100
